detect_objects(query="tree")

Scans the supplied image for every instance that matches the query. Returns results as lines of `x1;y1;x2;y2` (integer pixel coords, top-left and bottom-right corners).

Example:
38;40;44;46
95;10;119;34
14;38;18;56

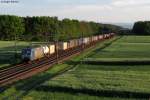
0;15;25;40
0;15;121;41
132;21;150;35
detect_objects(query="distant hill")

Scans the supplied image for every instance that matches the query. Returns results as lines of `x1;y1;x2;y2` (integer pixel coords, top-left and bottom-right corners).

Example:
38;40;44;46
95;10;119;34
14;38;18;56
112;23;134;29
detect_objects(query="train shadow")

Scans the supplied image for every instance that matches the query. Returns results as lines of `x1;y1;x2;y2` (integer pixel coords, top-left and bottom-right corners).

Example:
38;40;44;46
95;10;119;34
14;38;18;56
34;85;150;99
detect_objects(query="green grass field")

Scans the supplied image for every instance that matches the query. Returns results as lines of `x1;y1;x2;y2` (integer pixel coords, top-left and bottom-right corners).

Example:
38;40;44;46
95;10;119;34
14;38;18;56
23;65;149;100
0;36;150;100
89;36;150;60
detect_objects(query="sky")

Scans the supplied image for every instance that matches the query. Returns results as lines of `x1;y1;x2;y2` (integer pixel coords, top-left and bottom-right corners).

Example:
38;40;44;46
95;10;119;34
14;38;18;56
0;0;150;23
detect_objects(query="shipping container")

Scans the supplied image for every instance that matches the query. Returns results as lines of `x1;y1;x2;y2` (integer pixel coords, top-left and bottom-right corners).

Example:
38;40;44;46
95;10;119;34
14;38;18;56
31;47;44;61
42;46;49;55
99;35;103;40
78;38;83;45
58;42;68;50
75;39;78;47
83;37;90;44
68;40;76;48
91;36;95;42
94;36;98;41
104;34;107;39
48;44;55;54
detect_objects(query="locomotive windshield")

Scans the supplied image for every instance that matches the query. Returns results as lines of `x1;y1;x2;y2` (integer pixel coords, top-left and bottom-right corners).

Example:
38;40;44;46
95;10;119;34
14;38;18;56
22;48;31;55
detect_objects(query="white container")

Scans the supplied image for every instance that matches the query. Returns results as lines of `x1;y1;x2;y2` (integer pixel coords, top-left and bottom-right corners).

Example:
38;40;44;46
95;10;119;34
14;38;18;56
42;46;49;54
74;39;78;47
49;44;55;54
31;47;44;61
99;35;103;39
78;38;83;45
58;42;68;50
92;36;95;42
83;38;88;44
69;40;75;48
94;36;98;41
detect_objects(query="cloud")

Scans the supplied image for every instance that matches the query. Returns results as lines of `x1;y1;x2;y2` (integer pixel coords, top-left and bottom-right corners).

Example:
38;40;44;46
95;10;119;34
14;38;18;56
52;0;150;23
28;1;150;23
112;0;150;7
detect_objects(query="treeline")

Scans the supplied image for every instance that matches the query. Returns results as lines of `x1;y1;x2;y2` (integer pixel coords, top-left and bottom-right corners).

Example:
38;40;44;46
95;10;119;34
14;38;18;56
133;21;150;35
0;15;121;41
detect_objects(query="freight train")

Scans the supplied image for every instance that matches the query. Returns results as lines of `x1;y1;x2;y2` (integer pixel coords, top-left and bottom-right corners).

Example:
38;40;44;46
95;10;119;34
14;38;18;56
21;33;115;61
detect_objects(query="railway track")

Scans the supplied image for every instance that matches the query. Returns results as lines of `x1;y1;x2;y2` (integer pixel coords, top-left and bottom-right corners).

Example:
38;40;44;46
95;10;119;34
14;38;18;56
0;37;112;87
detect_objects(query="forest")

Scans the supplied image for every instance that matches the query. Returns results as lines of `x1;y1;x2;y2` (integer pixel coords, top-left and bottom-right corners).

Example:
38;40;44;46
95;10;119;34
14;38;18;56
0;15;121;41
132;21;150;35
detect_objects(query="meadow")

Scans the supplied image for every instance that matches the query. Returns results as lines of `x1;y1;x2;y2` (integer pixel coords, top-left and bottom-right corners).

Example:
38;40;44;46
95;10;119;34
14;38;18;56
0;36;150;100
24;64;150;100
89;36;150;60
